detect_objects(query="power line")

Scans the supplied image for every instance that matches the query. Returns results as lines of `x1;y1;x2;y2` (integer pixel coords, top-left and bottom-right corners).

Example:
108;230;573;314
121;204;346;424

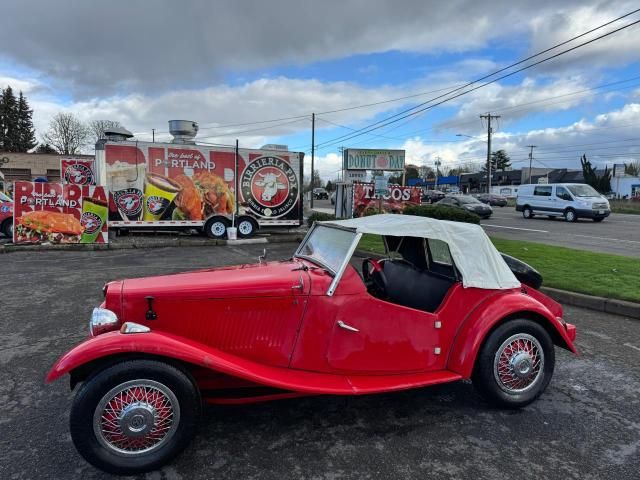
312;15;640;150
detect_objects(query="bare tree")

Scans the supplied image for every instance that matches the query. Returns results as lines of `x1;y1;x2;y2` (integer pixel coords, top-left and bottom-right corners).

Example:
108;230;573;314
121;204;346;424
42;113;89;154
89;119;122;143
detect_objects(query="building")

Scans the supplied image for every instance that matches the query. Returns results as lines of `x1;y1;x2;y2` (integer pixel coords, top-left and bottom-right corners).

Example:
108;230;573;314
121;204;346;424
0;152;94;192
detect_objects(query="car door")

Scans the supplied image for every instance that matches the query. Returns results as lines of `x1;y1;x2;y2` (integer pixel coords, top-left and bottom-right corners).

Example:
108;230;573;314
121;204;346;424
325;293;441;373
553;185;573;215
532;185;553;214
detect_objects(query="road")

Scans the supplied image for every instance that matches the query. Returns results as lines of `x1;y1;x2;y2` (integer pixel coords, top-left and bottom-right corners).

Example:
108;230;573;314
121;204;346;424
1;244;639;480
313;199;640;257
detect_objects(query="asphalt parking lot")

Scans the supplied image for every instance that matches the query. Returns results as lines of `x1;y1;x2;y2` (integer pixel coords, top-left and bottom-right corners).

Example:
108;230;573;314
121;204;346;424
1;243;639;479
312;199;640;257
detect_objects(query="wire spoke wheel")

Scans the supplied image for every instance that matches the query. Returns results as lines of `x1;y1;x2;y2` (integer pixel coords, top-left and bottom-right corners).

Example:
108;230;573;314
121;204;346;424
493;333;544;394
93;380;180;457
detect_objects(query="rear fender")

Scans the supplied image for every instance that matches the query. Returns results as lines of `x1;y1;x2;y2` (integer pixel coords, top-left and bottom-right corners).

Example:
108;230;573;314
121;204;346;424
46;330;352;394
447;291;577;378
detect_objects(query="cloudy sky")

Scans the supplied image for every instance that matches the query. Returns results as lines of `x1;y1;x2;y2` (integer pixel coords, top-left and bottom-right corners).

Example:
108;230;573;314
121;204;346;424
1;0;639;179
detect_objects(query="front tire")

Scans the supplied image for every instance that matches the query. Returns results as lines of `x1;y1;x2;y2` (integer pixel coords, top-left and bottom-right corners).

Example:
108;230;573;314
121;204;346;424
564;208;577;222
70;360;201;475
472;319;555;408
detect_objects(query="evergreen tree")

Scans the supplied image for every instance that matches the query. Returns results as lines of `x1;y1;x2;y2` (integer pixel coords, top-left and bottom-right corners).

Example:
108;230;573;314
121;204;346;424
580;154;611;193
482;150;511;173
0;86;18;151
16;91;36;152
35;143;57;154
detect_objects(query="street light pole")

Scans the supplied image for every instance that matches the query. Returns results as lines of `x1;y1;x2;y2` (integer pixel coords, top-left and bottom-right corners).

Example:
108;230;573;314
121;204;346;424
480;114;500;193
434;157;441;190
310;112;315;209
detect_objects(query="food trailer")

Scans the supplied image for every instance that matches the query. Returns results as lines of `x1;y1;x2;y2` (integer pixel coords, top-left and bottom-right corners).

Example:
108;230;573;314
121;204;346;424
94;121;304;238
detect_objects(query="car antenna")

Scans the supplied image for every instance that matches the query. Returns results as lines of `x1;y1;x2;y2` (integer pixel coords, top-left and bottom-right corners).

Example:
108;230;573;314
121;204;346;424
258;248;267;265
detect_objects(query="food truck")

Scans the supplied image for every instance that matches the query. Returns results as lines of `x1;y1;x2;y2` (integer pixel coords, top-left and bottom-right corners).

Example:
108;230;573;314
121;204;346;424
94;121;304;238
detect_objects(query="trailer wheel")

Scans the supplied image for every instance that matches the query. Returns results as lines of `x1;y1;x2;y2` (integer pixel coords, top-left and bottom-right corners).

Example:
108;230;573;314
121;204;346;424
237;216;258;238
204;216;230;239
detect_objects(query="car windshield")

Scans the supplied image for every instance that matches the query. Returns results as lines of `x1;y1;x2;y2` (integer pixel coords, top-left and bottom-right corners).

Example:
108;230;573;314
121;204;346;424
457;196;482;204
567;184;600;197
0;191;11;202
295;225;357;273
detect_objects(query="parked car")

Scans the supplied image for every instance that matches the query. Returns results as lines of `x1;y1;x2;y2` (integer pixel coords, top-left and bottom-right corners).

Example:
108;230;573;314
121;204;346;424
477;193;508;207
0;191;13;238
422;189;446;204
436;195;493;219
313;187;329;200
516;183;610;222
47;215;577;475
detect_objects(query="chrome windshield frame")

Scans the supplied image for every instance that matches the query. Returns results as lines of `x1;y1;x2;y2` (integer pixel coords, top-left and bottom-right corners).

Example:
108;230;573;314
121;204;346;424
294;223;361;296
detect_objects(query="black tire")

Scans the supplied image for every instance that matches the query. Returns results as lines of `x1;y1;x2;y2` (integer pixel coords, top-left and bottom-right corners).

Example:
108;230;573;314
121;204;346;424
1;219;12;238
472;319;555;409
522;207;533;219
236;216;259;238
593;217;604;222
204;216;230;239
70;359;201;475
564;208;577;222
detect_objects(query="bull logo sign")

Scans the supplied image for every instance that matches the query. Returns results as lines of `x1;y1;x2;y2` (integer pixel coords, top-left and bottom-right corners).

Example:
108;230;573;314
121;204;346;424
241;156;298;218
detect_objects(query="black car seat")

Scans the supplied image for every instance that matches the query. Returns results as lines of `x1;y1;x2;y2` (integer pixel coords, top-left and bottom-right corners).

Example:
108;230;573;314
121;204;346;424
382;260;454;313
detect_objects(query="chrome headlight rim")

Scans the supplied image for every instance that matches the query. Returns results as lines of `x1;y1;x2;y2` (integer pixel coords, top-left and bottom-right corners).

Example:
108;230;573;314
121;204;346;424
90;307;119;337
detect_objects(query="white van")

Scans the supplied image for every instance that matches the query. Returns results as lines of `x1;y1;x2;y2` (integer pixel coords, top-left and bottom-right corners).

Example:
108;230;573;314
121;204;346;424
516;183;610;222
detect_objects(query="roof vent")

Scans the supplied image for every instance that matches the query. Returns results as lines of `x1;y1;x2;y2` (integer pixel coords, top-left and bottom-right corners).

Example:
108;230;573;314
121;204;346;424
169;120;199;144
103;126;133;141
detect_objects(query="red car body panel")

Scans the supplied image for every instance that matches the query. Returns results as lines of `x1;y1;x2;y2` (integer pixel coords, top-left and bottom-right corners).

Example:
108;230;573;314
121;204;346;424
47;255;576;399
46;330;462;394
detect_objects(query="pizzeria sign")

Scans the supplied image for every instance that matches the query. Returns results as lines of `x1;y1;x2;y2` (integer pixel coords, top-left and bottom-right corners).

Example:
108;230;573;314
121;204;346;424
343;148;405;171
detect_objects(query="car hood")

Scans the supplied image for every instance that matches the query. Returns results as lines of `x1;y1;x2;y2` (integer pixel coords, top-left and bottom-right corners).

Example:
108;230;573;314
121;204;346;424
121;259;309;301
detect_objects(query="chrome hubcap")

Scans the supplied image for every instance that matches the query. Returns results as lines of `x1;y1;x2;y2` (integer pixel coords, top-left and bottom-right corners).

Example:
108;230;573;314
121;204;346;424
93;380;180;456
494;334;544;394
239;221;253;235
211;222;226;236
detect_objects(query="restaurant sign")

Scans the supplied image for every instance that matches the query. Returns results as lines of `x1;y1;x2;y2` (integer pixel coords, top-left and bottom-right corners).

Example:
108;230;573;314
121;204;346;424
343;149;405;171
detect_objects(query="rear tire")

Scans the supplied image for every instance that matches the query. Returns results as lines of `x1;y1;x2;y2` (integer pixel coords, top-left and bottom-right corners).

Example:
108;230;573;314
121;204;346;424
204;216;230;239
1;219;12;238
522;207;533;219
473;319;555;409
236;216;259;238
564;208;577;222
70;360;201;475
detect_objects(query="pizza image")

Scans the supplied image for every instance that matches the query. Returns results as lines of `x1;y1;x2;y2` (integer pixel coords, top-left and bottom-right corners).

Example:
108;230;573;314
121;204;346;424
15;210;85;244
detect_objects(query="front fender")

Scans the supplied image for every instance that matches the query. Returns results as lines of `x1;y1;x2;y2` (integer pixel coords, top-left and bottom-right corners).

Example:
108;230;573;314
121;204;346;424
447;292;577;378
46;330;354;394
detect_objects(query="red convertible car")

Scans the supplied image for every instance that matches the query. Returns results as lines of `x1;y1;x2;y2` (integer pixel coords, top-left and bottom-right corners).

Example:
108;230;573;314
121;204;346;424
47;214;577;475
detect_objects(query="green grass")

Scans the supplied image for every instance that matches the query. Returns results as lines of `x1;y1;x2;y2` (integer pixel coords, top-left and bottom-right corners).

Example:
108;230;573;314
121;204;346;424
357;234;640;303
610;199;640;215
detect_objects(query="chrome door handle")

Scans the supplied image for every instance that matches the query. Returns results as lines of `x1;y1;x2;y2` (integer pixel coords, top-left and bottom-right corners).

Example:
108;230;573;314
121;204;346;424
337;320;359;332
291;275;304;291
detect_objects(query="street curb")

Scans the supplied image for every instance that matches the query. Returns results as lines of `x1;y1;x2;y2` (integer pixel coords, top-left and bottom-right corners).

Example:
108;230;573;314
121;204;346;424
0;233;305;255
540;287;640;321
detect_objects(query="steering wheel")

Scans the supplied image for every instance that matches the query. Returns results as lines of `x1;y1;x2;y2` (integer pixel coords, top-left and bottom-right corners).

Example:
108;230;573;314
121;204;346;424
362;258;388;297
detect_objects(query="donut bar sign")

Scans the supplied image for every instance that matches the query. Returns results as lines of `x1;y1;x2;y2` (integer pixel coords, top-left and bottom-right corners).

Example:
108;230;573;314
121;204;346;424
343;148;405;171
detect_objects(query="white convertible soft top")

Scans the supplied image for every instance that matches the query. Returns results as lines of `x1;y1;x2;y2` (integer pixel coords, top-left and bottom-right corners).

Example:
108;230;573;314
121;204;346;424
322;214;520;290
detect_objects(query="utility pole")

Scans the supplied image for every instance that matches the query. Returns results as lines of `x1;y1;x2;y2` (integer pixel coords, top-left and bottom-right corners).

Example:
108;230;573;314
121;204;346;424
526;145;537;183
480;113;500;193
434;157;441;190
310;113;315;209
152;128;155;143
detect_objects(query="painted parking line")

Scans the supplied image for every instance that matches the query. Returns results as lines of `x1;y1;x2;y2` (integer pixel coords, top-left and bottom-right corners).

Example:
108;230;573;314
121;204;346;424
569;234;640;245
482;224;549;233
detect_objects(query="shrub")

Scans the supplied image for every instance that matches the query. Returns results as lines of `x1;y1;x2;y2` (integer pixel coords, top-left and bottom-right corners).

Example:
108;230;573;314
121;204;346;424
402;204;480;224
307;211;336;227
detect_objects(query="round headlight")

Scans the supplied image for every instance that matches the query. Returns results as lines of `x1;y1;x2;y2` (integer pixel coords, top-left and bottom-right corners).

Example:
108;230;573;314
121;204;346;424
90;308;119;336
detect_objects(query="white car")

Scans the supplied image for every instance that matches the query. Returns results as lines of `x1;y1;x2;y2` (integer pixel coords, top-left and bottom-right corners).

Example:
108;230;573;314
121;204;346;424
516;183;610;222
